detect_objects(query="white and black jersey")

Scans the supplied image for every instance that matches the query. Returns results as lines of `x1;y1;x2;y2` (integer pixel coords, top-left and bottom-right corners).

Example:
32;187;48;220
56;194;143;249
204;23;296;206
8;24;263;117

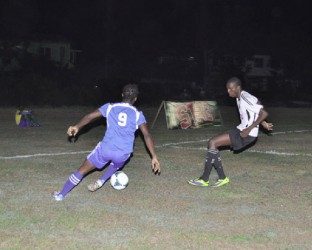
236;90;263;137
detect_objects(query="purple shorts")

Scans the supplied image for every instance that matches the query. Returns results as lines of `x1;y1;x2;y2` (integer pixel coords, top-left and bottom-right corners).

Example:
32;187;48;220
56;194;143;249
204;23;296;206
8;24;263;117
87;142;131;169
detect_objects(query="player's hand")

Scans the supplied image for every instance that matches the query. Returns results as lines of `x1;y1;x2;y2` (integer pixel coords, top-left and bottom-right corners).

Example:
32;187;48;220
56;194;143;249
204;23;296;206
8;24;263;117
240;128;251;138
151;157;161;175
262;121;273;131
67;126;79;136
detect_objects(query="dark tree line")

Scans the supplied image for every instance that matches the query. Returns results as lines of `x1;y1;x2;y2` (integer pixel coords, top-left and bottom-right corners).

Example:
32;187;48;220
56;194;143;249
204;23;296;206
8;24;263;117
0;0;311;106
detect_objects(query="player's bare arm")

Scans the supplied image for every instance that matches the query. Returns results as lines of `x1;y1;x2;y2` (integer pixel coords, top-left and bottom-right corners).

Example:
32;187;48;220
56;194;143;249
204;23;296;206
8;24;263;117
240;108;269;137
67;109;102;136
139;123;161;174
256;101;274;131
261;121;273;131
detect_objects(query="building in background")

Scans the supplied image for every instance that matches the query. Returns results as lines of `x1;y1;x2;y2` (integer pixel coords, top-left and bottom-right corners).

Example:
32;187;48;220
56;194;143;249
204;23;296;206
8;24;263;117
244;54;283;92
0;40;81;71
27;40;82;68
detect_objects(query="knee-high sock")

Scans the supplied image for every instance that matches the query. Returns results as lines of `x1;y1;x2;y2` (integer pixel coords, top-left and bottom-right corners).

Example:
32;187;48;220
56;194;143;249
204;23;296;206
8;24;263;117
99;162;123;184
59;170;83;197
213;150;226;179
200;149;218;181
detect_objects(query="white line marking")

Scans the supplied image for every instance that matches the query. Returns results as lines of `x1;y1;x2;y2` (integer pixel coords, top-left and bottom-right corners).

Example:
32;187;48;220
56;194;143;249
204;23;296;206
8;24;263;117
168;146;312;157
156;139;207;148
155;130;312;148
270;129;312;135
0;151;90;160
0;129;311;160
248;149;312;157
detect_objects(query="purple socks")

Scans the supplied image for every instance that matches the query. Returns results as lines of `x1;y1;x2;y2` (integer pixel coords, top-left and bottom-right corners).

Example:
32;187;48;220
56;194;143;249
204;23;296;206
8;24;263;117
99;162;121;184
59;170;83;197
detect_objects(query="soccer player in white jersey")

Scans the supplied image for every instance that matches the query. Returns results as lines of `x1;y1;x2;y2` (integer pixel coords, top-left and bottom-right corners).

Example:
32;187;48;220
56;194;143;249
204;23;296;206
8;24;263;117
188;77;273;187
53;84;161;201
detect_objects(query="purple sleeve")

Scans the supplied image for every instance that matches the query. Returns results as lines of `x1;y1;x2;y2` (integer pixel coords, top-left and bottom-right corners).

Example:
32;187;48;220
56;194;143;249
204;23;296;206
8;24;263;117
137;111;146;126
98;103;109;118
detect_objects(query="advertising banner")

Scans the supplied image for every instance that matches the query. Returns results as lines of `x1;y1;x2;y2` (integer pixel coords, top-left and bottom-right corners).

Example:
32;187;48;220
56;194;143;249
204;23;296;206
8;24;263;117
163;101;222;129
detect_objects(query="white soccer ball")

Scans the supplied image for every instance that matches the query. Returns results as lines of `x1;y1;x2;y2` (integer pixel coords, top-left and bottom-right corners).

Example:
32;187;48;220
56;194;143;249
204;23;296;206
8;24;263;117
110;171;129;190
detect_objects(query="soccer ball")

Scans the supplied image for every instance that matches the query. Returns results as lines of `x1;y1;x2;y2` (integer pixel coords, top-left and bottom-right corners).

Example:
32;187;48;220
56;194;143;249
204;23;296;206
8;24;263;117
110;171;129;190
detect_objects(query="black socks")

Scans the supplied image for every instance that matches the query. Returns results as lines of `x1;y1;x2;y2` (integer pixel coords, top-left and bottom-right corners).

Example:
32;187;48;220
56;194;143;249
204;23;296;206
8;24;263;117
201;149;226;181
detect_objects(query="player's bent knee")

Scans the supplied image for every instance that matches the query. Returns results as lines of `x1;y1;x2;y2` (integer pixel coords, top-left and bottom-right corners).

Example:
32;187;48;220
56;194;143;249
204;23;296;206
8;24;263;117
208;139;216;149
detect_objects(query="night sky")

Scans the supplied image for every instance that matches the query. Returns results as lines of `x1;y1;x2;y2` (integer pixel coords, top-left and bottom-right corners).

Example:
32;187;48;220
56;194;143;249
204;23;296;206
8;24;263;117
1;0;312;90
1;1;311;52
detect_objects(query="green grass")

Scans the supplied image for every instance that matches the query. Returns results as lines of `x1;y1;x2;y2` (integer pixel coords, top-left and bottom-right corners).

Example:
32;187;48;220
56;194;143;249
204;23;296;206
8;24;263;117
1;106;312;249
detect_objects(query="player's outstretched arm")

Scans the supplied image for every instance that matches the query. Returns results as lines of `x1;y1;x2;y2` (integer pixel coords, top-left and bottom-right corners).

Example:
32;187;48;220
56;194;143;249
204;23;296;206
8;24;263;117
67;109;102;136
261;120;273;131
139;123;161;175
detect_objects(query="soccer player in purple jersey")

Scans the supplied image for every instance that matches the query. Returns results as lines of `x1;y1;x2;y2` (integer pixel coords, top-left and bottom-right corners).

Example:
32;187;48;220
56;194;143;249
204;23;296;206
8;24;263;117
188;77;273;187
52;84;161;201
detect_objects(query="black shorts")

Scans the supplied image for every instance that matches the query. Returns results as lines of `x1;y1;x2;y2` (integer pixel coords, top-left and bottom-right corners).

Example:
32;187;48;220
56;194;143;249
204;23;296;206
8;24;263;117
229;128;257;151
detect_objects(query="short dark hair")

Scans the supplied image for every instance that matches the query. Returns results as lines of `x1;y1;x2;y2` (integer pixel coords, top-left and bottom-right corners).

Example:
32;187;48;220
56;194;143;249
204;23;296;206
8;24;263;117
122;84;139;101
227;77;242;87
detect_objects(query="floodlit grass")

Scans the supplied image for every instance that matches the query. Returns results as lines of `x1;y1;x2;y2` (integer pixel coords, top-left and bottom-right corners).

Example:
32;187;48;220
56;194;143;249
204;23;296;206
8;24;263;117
1;106;312;249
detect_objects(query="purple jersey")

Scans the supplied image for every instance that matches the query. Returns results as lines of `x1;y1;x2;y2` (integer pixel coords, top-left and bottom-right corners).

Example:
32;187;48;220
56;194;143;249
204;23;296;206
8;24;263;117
99;102;146;153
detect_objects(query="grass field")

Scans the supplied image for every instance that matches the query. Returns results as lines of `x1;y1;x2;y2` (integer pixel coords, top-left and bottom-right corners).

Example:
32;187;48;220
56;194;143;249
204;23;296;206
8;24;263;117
0;105;312;250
